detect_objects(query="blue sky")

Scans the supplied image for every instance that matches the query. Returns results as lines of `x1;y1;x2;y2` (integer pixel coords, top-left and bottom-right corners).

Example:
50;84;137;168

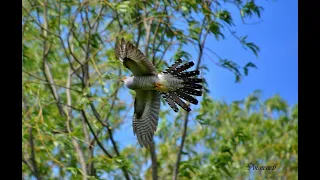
203;0;298;106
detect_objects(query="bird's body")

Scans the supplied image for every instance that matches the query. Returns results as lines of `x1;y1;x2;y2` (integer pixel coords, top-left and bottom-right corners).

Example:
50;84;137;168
123;73;184;92
115;37;203;148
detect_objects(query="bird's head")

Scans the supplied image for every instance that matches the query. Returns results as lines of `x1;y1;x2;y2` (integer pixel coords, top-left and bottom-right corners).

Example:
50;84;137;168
119;76;127;83
119;76;133;87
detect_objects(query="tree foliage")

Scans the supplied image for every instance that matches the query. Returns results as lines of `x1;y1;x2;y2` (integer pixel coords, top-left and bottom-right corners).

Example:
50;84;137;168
22;0;297;179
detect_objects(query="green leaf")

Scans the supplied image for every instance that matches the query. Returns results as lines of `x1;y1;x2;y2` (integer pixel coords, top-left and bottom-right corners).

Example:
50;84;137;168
209;21;224;40
245;62;257;69
242;1;263;18
244;62;257;76
216;10;234;25
244;67;248;76
66;167;78;175
235;74;241;83
245;42;260;57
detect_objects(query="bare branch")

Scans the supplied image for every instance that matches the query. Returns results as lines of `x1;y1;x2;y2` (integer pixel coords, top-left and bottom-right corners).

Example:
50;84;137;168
88;89;132;180
66;0;89;66
70;139;88;180
40;2;89;178
66;67;88;180
155;5;170;65
136;24;142;48
28;127;42;180
22;158;33;174
196;31;209;70
84;66;130;179
115;9;123;31
150;141;158;180
92;0;105;29
82;114;95;176
172;112;189;180
143;3;153;57
41;0;66;117
55;2;83;82
173;9;209;179
22;92;41;180
158;37;174;67
80;110;113;158
22;70;82;93
22;6;61;38
152;20;162;64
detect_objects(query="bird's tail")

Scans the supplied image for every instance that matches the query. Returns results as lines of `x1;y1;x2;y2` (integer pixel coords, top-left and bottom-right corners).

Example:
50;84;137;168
161;59;203;112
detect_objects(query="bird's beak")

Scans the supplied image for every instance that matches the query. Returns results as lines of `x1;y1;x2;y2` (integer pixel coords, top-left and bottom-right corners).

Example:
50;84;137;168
118;76;126;82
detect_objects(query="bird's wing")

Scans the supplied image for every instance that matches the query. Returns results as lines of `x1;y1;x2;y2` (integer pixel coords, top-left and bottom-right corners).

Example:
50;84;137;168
115;38;158;76
133;90;160;148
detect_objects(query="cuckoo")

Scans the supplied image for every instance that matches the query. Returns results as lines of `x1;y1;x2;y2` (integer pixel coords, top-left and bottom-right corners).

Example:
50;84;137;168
115;38;203;148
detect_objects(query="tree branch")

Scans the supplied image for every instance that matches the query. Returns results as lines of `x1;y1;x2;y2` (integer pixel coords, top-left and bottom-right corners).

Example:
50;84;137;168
66;68;88;180
22;92;41;180
86;77;131;180
152;20;161;65
81;63;130;179
41;0;66;117
143;3;153;57
28;127;42;180
80;110;113;158
158;37;174;67
173;14;208;180
150;141;158;180
41;2;89;177
172;112;189;180
22;158;33;174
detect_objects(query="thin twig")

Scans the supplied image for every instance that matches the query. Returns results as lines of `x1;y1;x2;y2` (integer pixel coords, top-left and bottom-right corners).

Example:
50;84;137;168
86;68;131;180
23;80;82;94
115;9;123;31
22;158;33;174
150;141;158;180
158;37;174;67
28;127;42;180
143;3;152;57
81;110;113;158
173;7;209;179
66;66;88;180
152;18;162;64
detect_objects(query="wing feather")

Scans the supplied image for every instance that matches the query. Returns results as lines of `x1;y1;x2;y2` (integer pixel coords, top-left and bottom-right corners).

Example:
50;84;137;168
133;90;160;148
115;38;157;76
161;93;179;112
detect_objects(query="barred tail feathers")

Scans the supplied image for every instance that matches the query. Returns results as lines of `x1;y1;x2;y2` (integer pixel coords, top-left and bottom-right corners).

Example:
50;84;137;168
164;58;183;73
161;60;203;112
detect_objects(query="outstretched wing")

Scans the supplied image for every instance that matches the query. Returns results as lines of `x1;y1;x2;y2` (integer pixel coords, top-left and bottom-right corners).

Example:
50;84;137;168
115;38;157;76
133;90;160;148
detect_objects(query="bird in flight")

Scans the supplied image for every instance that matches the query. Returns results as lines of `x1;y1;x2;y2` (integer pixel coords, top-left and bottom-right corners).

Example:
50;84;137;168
115;38;203;148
